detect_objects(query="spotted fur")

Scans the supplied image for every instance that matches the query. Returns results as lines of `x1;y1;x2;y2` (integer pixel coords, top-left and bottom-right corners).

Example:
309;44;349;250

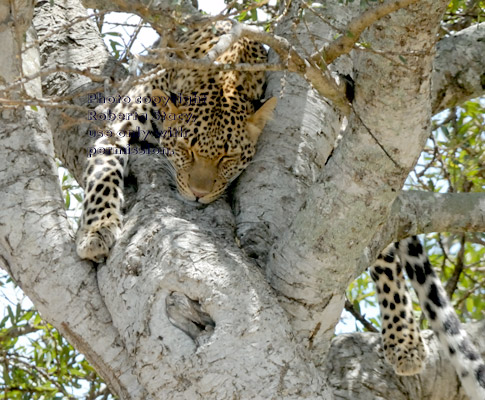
76;21;276;262
371;236;485;400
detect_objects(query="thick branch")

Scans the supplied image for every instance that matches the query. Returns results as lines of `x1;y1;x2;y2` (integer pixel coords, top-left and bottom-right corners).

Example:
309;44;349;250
326;321;485;400
265;0;449;356
0;1;142;398
432;22;485;114
391;191;485;238
25;3;334;398
92;155;331;398
234;2;350;269
33;0;127;184
357;191;485;278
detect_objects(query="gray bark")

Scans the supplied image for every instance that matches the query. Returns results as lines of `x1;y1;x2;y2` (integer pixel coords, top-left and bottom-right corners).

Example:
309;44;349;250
0;0;484;399
432;22;485;114
241;0;449;356
0;1;142;398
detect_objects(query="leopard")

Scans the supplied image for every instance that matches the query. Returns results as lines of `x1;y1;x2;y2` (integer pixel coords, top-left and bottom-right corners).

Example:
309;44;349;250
76;21;277;263
75;19;484;400
371;236;485;400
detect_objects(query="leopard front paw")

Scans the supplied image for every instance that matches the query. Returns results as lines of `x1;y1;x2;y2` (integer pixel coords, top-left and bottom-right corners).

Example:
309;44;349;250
76;222;121;263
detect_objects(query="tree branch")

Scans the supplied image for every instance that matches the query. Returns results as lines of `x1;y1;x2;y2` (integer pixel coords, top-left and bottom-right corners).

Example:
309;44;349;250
80;0;199;30
93;153;332;398
0;324;38;341
142;51;286;72
358;191;485;277
444;234;466;298
240;24;351;115
144;21;351;115
390;191;485;238
431;22;485;114
264;0;449;357
344;300;378;333
32;0;128;185
0;1;142;398
25;2;336;398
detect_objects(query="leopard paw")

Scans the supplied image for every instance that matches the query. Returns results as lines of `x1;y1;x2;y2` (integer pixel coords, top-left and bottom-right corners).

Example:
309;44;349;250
383;335;428;376
76;222;121;263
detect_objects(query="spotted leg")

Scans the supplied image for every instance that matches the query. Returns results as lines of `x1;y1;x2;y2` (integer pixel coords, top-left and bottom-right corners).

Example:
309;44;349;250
398;236;485;400
370;243;428;375
76;126;129;262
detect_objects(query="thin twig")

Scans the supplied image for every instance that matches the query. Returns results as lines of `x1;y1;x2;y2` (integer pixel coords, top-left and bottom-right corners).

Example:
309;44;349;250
0;324;38;341
445;234;466;298
144;22;350;114
344;299;379;333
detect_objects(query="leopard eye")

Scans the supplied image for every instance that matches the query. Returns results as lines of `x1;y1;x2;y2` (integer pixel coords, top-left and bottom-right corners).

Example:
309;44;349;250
183;149;194;160
176;141;192;155
177;140;189;151
218;154;240;165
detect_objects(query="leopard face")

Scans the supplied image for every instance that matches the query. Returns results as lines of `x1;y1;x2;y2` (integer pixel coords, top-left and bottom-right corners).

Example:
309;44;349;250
154;88;276;203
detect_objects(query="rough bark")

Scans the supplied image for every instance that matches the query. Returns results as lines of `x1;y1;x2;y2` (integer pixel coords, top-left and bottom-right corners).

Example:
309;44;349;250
236;9;485;271
388;191;485;238
0;1;142;398
242;0;450;356
32;0;127;184
432;22;485;114
0;0;484;399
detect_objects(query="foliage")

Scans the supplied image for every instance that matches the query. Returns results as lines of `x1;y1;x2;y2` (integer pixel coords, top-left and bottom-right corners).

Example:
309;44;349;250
0;274;113;399
443;0;485;34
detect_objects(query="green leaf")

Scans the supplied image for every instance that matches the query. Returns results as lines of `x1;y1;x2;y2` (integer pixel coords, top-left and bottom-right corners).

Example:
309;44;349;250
64;191;70;209
466;297;474;313
69;368;86;377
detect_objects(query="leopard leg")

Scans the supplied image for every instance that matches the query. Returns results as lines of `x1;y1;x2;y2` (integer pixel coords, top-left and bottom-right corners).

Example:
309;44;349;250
370;243;427;375
76;130;129;262
398;236;485;400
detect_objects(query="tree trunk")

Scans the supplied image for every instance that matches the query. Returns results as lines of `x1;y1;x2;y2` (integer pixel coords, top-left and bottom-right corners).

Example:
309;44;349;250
1;0;484;399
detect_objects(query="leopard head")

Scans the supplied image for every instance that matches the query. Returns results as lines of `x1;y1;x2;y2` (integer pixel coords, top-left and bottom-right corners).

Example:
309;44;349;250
153;89;277;204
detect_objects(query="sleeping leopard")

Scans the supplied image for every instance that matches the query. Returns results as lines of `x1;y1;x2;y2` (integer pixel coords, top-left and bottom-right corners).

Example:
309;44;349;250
76;21;277;262
75;21;484;400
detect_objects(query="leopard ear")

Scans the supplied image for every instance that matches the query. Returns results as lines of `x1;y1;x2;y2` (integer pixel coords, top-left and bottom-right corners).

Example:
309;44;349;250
152;88;180;114
246;97;277;142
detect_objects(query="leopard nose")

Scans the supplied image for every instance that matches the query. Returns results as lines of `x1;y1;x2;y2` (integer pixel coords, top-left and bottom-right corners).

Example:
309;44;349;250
190;188;210;199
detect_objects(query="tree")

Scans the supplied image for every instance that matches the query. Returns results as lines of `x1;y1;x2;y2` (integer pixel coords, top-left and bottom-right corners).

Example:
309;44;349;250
1;0;484;399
